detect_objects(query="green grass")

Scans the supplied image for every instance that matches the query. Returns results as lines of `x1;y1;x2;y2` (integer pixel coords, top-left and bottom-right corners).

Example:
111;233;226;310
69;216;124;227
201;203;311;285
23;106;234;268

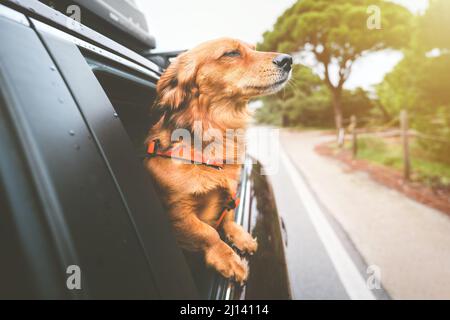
356;137;403;169
344;136;450;187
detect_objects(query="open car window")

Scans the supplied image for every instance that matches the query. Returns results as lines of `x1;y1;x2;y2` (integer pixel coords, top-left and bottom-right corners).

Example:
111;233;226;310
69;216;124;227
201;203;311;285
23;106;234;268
85;55;159;157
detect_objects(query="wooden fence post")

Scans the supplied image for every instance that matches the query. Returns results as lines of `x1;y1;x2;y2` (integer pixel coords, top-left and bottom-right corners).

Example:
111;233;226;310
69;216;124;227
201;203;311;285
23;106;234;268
337;128;345;148
400;110;411;181
351;115;357;158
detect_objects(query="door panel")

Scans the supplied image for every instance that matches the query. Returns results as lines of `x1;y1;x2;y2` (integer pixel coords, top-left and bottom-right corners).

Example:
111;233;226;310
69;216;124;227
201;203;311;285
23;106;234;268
33;19;198;299
0;13;158;299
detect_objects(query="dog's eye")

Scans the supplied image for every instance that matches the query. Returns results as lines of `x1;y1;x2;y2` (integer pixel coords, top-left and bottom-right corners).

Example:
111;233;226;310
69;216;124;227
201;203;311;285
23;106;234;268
223;50;241;58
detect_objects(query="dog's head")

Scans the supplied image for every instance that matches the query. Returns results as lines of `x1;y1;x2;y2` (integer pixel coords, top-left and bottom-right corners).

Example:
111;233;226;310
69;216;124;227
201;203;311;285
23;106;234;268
155;38;292;110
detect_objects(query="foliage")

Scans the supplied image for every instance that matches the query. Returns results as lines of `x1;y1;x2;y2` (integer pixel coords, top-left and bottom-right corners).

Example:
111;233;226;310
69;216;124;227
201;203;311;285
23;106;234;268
259;0;412;129
255;66;374;127
255;66;331;127
418;0;450;50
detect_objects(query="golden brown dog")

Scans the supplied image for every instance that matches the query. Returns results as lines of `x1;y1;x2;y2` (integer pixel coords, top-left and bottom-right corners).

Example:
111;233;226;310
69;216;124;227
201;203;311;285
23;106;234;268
145;38;292;283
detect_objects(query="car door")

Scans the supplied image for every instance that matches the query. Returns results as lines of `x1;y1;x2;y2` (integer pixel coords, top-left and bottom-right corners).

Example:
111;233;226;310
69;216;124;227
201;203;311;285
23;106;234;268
0;3;197;299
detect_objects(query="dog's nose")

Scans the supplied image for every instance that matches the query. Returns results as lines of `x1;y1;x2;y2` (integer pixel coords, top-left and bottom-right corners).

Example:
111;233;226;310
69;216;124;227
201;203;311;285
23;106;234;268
273;54;293;72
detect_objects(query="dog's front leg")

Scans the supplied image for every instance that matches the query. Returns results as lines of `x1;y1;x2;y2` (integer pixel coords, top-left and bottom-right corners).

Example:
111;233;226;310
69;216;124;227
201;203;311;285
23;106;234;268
221;178;258;255
170;201;249;283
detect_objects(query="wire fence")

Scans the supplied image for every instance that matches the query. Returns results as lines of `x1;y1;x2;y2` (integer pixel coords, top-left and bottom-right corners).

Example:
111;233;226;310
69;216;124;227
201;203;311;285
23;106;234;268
340;109;450;180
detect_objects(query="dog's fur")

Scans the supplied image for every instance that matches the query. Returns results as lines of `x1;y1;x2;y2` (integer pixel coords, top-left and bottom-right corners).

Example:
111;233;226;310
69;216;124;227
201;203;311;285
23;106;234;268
145;38;290;283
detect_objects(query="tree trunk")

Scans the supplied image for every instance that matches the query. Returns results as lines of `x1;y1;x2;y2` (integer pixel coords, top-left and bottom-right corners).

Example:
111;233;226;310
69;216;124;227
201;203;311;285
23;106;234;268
330;88;343;130
282;114;289;127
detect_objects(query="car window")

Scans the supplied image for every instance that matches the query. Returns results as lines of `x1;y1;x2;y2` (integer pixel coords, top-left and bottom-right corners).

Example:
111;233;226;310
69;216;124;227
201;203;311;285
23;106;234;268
85;55;159;157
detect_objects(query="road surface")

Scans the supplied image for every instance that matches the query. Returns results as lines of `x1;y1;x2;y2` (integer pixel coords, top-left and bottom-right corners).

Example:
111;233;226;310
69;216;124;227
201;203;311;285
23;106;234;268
248;127;450;299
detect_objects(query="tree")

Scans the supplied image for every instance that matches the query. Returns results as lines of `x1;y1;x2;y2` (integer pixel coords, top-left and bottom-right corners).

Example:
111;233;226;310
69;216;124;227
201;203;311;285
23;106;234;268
376;50;424;116
259;0;412;131
377;0;450;163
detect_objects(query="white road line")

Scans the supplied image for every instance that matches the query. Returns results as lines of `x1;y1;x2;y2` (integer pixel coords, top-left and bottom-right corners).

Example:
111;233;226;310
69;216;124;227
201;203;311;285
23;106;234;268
280;147;376;300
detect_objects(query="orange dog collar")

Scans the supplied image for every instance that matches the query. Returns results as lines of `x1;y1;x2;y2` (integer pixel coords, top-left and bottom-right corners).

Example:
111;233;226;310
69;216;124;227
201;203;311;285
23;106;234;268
146;139;224;170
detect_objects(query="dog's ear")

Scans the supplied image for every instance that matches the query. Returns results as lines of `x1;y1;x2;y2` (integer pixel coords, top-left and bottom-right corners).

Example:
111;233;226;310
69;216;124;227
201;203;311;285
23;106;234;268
155;52;197;111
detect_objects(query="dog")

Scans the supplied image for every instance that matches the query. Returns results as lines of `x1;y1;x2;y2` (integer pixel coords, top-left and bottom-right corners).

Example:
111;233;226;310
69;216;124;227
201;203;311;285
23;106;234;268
145;38;292;283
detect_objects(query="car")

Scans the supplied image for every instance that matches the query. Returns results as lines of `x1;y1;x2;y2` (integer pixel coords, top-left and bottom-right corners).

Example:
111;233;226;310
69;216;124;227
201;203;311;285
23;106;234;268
0;0;290;300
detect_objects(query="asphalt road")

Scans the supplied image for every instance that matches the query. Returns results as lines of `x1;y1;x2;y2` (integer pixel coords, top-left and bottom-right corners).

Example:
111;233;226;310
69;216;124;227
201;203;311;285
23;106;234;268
247;127;389;300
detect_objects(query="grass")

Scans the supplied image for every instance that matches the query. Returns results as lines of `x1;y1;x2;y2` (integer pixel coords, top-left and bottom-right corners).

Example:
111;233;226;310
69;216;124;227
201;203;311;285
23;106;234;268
342;136;450;188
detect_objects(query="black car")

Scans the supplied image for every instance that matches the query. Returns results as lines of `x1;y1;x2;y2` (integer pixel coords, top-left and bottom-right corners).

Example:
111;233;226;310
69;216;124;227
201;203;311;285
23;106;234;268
0;0;290;300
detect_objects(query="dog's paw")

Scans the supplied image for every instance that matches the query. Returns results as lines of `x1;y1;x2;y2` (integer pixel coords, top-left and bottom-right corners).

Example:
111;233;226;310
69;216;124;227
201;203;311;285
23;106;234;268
229;232;258;256
223;222;258;255
205;241;248;284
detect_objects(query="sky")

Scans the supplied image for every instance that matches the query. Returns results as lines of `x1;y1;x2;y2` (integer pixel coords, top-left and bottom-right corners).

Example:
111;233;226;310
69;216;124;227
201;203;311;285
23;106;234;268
136;0;429;91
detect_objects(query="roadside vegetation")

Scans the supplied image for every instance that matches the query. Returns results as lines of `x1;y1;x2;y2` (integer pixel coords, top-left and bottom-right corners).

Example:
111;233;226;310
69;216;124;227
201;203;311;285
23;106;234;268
336;136;450;190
